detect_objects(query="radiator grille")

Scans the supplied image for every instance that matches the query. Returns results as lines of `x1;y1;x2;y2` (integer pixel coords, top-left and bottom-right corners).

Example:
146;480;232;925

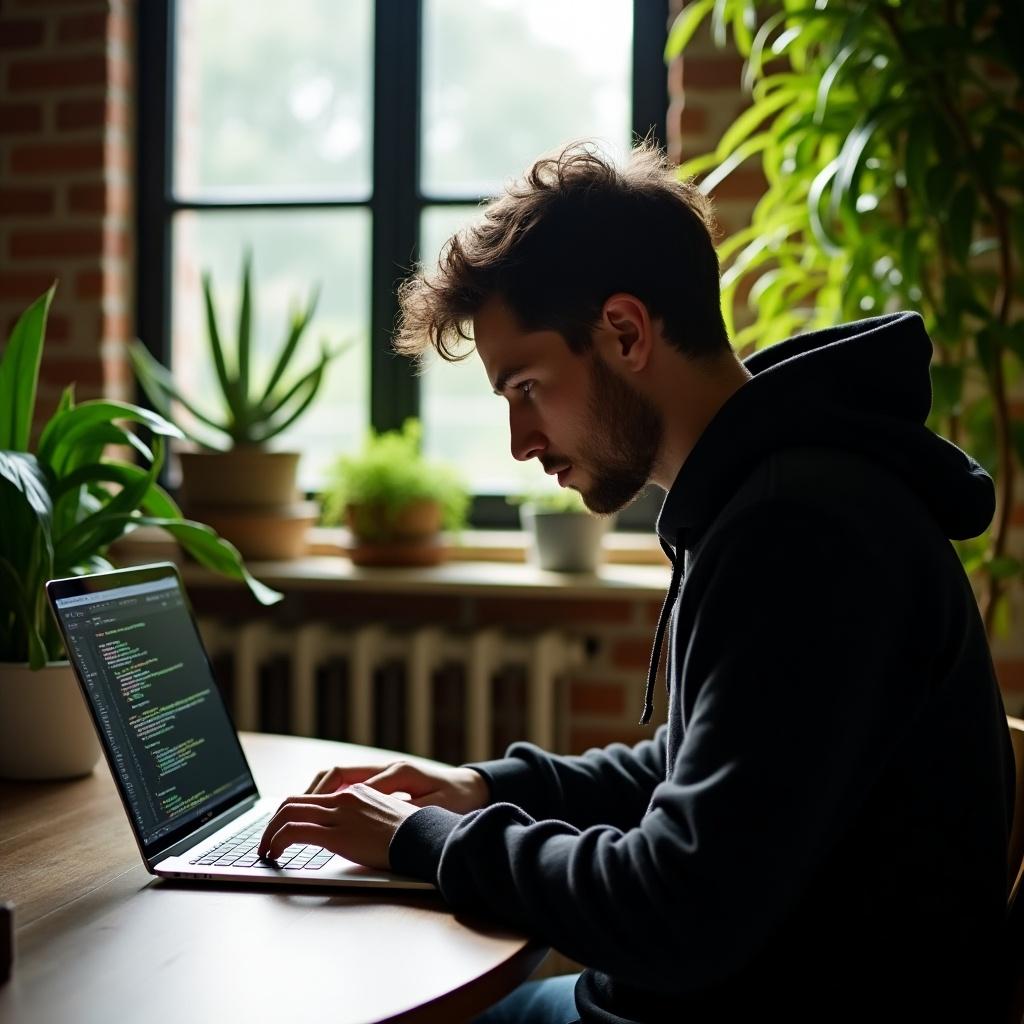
198;621;584;763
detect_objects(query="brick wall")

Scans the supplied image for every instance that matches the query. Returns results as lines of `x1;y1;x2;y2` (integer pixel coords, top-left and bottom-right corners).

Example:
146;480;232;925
0;0;135;428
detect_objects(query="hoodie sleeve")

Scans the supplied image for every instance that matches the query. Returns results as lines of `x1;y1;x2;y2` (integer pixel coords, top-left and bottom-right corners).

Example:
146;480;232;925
389;503;901;990
461;727;667;831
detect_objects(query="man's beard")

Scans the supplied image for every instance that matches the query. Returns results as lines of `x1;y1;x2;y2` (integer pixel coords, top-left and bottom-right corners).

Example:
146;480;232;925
576;353;663;515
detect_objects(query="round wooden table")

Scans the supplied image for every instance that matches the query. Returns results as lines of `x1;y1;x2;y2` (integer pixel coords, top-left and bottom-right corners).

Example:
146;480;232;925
0;732;546;1023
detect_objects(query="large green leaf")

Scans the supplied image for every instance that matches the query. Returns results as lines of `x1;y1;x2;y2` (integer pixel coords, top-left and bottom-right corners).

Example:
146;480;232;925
135;517;283;606
37;400;183;471
0;284;54;451
0;451;52;526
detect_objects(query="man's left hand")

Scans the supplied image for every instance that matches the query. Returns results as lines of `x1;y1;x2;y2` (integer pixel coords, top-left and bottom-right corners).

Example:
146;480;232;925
257;784;421;869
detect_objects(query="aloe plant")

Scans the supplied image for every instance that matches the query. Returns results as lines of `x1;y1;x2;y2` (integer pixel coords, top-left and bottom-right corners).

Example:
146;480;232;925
129;249;344;449
667;0;1023;634
0;284;282;669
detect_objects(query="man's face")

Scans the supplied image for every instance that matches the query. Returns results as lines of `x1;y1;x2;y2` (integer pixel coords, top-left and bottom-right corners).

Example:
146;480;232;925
473;299;663;514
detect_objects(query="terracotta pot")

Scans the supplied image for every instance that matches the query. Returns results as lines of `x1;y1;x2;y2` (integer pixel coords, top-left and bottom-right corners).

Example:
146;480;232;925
178;448;300;508
186;500;318;560
520;506;613;573
0;662;101;780
346;500;446;567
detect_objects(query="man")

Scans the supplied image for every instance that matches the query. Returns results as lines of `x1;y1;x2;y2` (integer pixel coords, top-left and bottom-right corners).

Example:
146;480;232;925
259;142;1015;1022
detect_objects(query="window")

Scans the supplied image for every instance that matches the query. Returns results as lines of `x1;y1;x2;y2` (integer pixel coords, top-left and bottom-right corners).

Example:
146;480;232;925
137;0;668;525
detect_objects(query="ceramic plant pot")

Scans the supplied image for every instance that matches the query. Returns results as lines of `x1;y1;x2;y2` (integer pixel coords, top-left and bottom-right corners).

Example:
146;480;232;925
0;661;101;780
345;499;446;567
521;506;612;573
177;448;315;560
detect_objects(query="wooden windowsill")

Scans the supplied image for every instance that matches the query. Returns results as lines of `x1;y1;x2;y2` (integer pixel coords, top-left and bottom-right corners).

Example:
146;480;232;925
110;527;671;599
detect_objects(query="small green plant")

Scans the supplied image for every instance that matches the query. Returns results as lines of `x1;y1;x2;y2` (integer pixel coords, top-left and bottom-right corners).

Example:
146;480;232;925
321;419;469;537
0;284;281;669
129;249;345;450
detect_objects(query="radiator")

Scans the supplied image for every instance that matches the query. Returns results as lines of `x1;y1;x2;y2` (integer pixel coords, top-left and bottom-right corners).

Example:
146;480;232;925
197;620;584;763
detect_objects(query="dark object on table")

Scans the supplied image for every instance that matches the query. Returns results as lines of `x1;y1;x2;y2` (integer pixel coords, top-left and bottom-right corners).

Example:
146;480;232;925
0;901;13;985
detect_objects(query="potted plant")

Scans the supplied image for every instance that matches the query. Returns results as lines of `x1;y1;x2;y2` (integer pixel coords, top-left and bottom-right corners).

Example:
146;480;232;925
666;0;1023;633
129;249;346;560
516;488;614;573
0;284;281;780
321;419;469;567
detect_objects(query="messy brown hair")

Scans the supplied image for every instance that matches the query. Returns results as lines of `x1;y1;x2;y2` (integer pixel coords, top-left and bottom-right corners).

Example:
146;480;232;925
394;140;729;363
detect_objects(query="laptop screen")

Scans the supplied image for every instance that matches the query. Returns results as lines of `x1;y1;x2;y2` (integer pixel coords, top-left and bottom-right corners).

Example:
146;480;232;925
49;566;257;854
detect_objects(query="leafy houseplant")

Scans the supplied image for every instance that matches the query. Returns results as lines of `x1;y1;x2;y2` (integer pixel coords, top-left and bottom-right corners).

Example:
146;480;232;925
130;249;346;559
667;0;1023;633
321;419;469;567
514;488;614;573
0;284;281;779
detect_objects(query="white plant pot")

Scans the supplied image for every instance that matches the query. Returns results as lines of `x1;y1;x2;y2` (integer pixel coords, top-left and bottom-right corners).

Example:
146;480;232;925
0;661;101;780
521;507;613;573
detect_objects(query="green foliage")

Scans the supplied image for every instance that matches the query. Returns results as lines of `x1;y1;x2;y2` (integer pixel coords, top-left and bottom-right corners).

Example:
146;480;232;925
667;0;1024;619
321;419;469;533
130;249;345;450
0;285;281;669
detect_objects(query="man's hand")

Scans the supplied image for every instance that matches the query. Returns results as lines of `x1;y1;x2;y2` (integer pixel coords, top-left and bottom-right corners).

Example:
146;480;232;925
304;761;490;814
257;784;420;869
257;761;490;869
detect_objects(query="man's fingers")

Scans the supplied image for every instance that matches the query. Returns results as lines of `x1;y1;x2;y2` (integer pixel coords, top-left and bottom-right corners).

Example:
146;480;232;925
360;761;423;795
304;769;328;794
263;821;334;861
310;764;389;795
259;801;336;857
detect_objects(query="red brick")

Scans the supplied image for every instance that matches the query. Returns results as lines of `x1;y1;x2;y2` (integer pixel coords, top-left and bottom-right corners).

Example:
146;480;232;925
56;10;106;44
68;180;128;214
56;96;105;131
475;597;633;627
997;660;1024;692
568;726;654;756
10;226;103;259
39;356;105;389
569;680;626;716
45;313;70;343
706;167;769;201
10;140;105;175
0;269;58;301
103;224;131;258
99;309;131;341
0;18;45;49
610;637;655;670
1012;503;1024;527
8;54;106;92
674;104;707;137
0;186;54;215
74;267;104;299
0;101;43;134
679;54;745;90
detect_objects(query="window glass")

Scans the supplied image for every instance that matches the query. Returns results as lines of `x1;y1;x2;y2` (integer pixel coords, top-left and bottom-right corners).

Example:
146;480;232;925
422;0;633;197
174;0;373;199
419;206;560;500
170;209;370;487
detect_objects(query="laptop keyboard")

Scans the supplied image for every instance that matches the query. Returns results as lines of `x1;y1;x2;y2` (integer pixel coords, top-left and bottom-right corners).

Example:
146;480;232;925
188;813;334;871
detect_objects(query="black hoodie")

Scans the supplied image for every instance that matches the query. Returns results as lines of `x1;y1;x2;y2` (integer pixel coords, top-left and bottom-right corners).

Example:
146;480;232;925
390;311;1016;1022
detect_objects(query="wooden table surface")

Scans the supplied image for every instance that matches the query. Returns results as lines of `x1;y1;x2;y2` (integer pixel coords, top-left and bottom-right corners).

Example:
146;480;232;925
0;732;545;1024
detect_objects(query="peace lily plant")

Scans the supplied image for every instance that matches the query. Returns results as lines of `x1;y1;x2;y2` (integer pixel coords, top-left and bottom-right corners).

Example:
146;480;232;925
0;284;281;671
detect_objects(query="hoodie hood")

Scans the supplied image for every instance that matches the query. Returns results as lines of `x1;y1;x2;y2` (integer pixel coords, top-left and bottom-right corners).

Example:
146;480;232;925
657;311;995;550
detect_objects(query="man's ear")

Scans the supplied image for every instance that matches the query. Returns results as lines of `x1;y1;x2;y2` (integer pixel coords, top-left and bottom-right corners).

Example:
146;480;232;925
600;293;653;372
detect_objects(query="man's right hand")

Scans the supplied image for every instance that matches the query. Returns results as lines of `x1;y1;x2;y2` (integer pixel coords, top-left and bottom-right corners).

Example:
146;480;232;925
304;761;490;815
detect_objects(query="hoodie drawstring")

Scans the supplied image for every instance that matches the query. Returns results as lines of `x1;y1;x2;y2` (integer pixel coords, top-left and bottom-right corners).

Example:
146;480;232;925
640;532;684;726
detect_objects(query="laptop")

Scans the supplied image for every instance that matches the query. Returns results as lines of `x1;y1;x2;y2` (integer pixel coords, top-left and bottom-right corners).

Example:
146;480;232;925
46;561;433;891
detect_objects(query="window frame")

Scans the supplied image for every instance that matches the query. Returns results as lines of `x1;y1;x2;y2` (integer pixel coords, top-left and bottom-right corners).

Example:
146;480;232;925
136;0;669;530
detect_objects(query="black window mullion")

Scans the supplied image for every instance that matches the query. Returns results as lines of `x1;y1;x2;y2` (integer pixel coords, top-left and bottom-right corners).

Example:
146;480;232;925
370;0;423;433
136;0;175;369
632;0;669;148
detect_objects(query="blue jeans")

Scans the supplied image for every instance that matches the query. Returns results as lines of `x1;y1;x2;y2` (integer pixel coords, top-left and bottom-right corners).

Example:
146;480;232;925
473;974;581;1024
